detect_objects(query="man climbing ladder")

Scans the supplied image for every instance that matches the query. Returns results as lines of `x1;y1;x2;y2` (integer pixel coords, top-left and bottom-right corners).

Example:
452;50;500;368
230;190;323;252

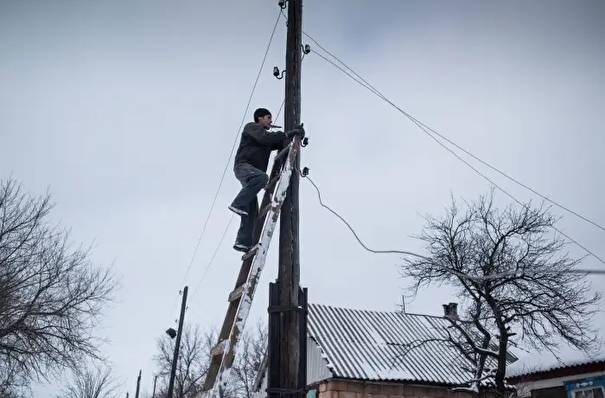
203;108;306;396
229;108;305;253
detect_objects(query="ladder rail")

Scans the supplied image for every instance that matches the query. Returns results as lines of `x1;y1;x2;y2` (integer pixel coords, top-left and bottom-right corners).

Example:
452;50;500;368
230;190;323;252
211;140;299;398
203;143;292;393
201;138;300;396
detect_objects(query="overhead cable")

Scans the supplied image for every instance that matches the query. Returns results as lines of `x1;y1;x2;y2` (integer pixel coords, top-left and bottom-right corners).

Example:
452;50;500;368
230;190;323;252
303;33;605;266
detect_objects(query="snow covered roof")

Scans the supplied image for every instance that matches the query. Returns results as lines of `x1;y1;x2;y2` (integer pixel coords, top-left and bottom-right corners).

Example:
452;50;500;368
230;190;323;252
506;351;605;379
306;303;516;385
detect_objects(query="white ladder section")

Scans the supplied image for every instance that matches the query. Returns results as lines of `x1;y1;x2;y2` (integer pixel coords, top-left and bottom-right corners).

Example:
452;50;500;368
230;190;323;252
201;138;300;398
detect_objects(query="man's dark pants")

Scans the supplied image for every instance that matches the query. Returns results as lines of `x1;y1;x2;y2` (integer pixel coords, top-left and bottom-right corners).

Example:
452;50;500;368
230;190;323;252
230;162;269;248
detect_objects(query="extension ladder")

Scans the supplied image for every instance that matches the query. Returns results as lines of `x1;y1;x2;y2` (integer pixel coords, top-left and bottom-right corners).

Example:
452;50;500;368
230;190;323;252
201;137;301;398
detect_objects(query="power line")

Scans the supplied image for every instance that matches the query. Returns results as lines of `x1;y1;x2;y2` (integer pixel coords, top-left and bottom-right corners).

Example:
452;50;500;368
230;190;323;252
191;215;234;299
302;35;605;266
168;9;284;318
301;170;605;282
302;31;605;235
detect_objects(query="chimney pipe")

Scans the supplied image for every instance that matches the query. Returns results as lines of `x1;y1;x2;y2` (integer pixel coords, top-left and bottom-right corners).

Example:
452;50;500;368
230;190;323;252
443;302;459;320
449;302;458;319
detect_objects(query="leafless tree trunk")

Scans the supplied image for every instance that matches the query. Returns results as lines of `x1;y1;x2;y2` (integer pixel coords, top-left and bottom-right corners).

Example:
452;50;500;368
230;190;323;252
399;189;602;396
152;320;267;398
57;363;123;398
388;306;498;398
0;178;119;391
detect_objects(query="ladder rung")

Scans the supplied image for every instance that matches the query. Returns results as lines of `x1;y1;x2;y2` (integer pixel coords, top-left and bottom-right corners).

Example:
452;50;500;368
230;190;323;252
274;145;290;162
228;284;246;302
210;340;226;357
241;245;259;261
265;174;281;192
258;203;274;219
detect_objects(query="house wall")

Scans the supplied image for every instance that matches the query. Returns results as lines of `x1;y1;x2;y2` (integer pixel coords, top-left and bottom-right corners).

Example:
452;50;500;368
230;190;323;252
513;371;605;398
529;385;567;398
564;375;605;398
316;379;494;398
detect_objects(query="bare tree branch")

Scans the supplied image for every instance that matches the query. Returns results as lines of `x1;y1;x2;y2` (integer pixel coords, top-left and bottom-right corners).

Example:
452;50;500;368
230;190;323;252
57;363;123;398
152;323;211;398
152;320;267;398
230;321;268;398
0;177;120;392
399;189;602;396
0;356;29;398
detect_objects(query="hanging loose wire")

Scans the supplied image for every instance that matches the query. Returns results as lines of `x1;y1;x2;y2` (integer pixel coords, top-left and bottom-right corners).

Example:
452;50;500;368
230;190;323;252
300;169;605;281
168;9;284;318
301;32;605;267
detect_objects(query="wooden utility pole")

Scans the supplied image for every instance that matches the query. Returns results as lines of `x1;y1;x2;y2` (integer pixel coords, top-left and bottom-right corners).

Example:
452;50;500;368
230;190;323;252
277;0;303;396
134;370;142;398
167;286;188;398
151;375;158;398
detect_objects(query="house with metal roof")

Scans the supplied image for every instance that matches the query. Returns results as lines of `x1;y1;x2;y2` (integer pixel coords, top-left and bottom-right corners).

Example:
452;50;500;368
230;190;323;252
506;353;605;398
254;302;518;398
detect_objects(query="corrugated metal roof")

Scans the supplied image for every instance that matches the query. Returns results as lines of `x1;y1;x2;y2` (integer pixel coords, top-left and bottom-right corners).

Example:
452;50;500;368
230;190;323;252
307;303;505;385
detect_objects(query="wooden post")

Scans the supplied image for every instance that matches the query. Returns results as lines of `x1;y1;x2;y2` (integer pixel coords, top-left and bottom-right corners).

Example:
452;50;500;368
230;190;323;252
267;282;280;398
298;287;308;396
278;0;303;395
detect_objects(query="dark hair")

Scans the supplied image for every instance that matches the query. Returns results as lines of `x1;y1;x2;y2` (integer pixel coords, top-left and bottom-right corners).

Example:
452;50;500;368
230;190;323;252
254;108;272;122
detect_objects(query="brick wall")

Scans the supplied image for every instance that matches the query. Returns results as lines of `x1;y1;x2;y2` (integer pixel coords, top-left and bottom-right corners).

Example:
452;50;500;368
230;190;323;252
316;379;487;398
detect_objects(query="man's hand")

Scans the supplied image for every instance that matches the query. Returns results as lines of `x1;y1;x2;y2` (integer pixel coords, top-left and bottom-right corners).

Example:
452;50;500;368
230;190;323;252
286;123;305;138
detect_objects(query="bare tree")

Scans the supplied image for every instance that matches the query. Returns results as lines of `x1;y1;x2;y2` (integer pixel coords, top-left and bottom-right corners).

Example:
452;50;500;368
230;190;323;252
399;189;602;396
0;178;119;389
57;363;123;398
153;323;212;398
152;320;267;398
231;321;268;398
0;357;29;398
388;305;505;398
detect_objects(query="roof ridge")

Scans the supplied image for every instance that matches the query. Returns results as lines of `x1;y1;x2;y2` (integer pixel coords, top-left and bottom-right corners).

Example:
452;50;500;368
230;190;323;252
308;302;447;320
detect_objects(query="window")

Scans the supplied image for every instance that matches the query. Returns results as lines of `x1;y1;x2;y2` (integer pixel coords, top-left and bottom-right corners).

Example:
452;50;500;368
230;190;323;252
573;387;604;398
531;385;567;398
564;375;605;398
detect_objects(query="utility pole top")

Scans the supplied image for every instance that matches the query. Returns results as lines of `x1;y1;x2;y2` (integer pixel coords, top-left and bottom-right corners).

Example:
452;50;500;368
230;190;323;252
134;369;142;398
167;286;188;398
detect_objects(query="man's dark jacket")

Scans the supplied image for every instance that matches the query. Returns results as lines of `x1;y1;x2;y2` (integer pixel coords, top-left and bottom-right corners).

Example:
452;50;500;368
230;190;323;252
234;122;287;173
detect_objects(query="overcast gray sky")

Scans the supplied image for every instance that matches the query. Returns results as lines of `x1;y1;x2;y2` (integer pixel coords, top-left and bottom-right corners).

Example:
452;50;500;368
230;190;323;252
1;0;604;396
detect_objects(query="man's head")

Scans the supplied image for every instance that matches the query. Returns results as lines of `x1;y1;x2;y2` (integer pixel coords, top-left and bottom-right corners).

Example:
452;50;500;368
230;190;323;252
254;108;272;129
